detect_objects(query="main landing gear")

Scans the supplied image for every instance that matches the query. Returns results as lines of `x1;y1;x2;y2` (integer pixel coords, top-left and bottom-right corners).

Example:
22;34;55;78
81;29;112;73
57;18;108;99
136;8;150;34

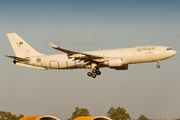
156;60;160;68
87;69;101;78
87;63;101;78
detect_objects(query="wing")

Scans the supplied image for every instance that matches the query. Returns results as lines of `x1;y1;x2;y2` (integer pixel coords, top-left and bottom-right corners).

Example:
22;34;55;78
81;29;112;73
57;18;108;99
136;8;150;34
6;55;30;62
49;42;106;64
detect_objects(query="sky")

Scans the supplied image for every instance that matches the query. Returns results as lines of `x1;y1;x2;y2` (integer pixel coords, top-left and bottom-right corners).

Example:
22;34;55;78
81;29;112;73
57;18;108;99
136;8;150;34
0;0;180;120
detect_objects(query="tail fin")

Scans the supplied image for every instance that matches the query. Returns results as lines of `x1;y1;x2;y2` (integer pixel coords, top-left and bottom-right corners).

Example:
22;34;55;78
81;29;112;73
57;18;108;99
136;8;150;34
7;33;44;57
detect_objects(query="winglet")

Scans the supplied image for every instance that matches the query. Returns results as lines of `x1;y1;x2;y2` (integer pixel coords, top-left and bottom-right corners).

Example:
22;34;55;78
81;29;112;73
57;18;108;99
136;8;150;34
49;42;58;48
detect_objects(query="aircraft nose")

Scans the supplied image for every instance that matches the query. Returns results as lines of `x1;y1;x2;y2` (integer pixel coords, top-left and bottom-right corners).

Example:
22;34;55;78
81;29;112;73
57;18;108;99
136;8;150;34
172;50;177;56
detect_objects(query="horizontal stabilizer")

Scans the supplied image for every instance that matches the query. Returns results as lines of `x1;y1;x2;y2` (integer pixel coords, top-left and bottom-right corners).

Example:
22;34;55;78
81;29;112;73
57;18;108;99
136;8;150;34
5;55;30;62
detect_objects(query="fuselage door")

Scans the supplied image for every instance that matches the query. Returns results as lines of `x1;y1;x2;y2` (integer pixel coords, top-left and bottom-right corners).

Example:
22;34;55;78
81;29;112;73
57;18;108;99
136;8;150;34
131;49;136;56
154;47;162;60
42;56;50;68
156;47;161;53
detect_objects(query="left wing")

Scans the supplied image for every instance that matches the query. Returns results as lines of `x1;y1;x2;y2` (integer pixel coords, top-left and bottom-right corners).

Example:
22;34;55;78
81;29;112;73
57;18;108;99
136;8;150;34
49;42;106;64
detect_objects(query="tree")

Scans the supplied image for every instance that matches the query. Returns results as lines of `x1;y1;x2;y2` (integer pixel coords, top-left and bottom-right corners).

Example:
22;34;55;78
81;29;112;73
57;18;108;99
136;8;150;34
0;111;24;120
138;114;148;120
17;114;24;120
107;107;131;120
67;107;91;120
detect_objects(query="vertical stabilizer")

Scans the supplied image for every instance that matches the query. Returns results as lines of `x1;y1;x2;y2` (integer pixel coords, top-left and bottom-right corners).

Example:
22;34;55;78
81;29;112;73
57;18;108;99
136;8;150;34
7;33;44;57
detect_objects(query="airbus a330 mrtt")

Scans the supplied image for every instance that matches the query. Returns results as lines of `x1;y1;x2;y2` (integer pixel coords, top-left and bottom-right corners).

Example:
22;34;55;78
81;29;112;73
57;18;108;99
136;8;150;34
6;33;177;78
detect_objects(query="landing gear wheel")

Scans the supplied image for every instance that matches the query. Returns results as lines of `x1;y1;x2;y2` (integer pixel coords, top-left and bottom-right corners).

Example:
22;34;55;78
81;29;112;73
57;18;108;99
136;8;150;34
96;71;101;75
92;74;96;78
87;72;92;77
156;65;160;68
92;69;97;73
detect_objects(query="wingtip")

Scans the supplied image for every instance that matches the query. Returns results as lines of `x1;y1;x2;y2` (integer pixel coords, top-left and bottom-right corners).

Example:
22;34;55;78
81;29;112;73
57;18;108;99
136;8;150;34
49;42;58;48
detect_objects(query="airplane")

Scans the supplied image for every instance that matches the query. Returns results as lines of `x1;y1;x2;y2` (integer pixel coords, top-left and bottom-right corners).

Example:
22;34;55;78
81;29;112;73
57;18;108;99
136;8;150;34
6;33;177;78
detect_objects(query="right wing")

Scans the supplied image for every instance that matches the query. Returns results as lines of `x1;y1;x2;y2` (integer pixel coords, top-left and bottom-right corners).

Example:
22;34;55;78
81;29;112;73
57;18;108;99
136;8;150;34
49;42;107;64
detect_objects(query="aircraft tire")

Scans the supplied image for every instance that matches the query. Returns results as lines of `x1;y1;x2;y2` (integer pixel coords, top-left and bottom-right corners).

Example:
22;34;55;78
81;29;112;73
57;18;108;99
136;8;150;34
87;72;92;77
156;65;160;68
92;74;96;78
96;71;101;75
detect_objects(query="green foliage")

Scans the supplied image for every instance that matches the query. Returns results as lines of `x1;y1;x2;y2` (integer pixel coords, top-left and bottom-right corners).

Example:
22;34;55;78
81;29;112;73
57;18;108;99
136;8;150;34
138;114;148;120
17;114;24;120
0;111;24;120
67;107;91;120
107;107;131;120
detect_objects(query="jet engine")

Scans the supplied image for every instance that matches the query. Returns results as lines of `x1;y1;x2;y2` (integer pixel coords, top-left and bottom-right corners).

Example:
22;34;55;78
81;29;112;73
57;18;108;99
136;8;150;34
13;59;17;64
104;58;123;67
113;64;128;70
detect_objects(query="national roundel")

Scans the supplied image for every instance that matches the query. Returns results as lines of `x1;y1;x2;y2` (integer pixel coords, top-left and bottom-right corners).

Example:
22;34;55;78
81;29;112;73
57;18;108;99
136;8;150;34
36;58;41;63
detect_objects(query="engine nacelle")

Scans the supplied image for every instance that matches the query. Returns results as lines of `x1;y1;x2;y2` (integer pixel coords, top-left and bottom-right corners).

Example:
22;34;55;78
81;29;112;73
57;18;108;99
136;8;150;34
12;59;17;64
105;58;123;67
114;64;128;70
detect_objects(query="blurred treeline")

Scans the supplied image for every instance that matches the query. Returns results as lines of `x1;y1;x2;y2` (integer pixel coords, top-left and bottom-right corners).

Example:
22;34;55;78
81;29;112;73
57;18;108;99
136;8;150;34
0;111;24;120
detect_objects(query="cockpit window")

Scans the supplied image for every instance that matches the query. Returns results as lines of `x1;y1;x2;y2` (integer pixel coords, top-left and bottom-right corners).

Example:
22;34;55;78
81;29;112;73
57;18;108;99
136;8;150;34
166;48;172;50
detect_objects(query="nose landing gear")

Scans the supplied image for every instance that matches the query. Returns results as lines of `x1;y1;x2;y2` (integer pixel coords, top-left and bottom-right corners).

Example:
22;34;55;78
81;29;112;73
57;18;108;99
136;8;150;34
156;61;160;68
156;65;160;68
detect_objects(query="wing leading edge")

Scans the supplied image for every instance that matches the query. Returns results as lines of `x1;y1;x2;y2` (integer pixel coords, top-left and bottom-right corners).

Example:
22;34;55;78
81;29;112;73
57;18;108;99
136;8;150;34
49;42;106;64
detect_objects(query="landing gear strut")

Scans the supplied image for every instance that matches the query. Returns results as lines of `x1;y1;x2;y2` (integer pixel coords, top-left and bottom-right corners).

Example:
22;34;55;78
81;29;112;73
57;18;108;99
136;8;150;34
92;69;97;73
87;63;102;78
156;61;160;68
